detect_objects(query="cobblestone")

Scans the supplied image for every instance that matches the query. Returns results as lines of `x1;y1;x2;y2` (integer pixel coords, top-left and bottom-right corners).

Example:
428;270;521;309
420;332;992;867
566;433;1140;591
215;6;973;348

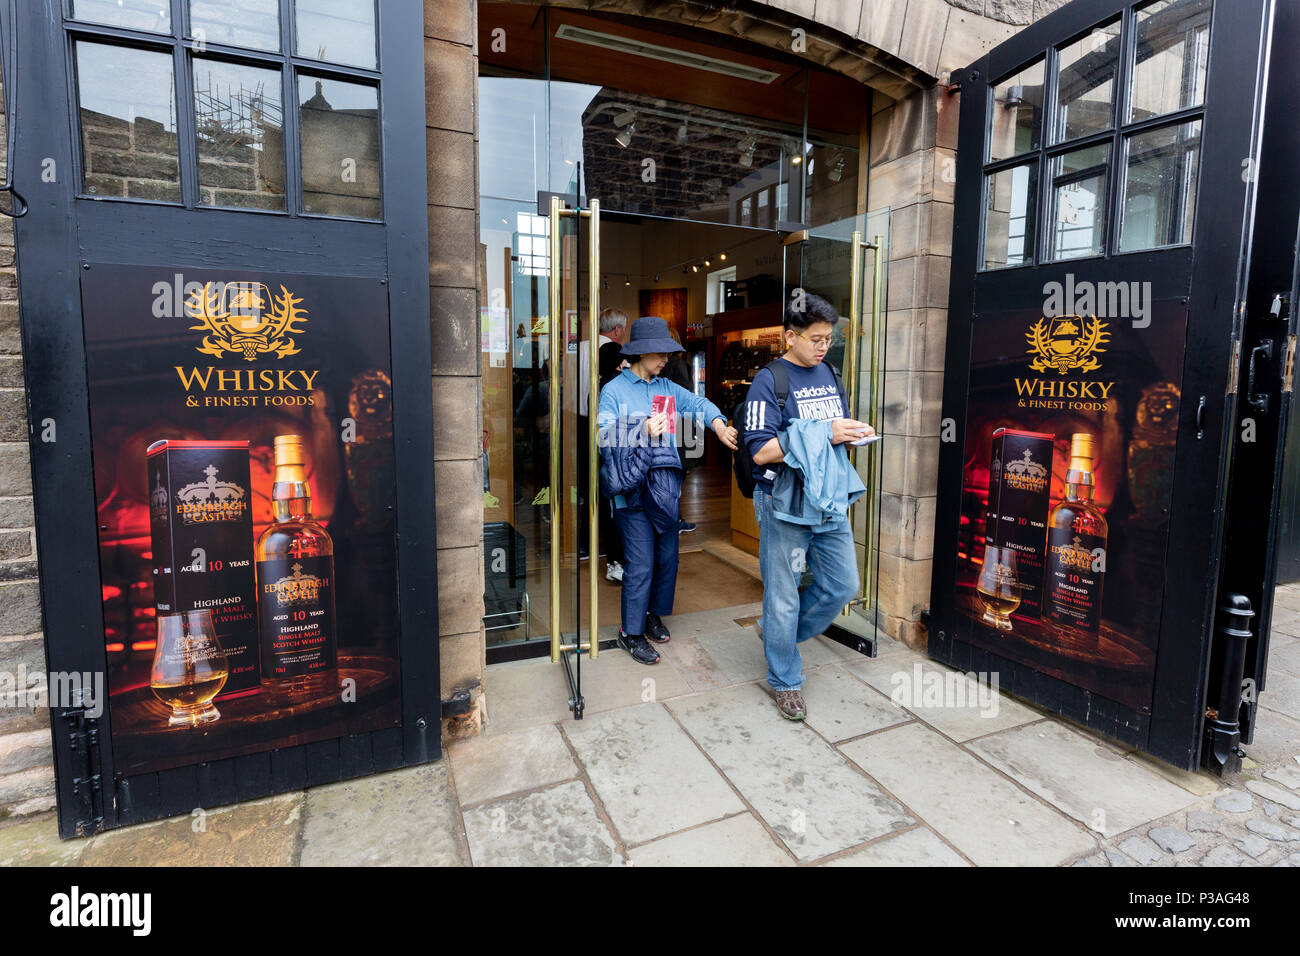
1235;834;1272;859
1245;817;1300;842
1214;790;1252;813
1148;826;1194;853
1118;835;1164;865
1186;810;1220;832
1202;845;1249;866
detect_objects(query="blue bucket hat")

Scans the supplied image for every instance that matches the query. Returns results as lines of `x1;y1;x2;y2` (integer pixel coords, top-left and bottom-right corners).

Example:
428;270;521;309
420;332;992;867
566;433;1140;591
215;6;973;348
621;315;685;356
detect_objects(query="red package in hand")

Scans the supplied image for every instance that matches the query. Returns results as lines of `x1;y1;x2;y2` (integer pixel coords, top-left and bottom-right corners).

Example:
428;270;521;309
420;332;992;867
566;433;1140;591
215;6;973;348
651;394;677;434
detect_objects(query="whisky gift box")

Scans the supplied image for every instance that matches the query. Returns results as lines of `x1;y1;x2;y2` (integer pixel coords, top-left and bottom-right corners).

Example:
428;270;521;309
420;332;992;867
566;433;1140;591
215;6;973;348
147;440;260;697
985;428;1055;620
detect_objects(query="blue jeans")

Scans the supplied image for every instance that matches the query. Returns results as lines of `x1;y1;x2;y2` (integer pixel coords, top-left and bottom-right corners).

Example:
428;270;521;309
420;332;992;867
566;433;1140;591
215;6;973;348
753;485;859;690
614;506;678;636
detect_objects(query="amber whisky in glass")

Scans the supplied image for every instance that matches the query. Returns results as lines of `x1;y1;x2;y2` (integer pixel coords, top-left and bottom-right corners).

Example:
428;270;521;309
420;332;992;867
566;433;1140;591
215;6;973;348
255;435;338;703
1044;432;1108;637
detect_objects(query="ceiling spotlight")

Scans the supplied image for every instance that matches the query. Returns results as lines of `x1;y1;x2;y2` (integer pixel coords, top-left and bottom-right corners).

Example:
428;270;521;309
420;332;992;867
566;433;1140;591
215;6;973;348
704;258;711;267
691;264;699;273
653;273;660;282
719;252;727;261
625;276;631;286
791;154;801;165
676;121;689;144
612;109;637;127
615;121;636;149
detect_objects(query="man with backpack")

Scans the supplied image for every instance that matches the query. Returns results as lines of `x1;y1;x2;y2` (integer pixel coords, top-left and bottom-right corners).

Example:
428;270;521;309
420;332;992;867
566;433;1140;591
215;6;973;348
737;292;875;721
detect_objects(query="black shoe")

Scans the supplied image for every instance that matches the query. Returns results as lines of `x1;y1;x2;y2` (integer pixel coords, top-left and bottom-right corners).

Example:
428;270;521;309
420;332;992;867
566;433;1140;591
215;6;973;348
645;612;671;643
618;630;660;664
678;520;696;534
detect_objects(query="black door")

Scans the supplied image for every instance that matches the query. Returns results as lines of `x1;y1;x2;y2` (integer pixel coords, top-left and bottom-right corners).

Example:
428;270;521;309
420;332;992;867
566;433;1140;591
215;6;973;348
932;0;1281;769
13;1;439;836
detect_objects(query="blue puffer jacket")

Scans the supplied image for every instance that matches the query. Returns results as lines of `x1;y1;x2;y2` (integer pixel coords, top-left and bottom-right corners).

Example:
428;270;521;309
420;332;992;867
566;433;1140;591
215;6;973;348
772;418;866;525
598;416;683;533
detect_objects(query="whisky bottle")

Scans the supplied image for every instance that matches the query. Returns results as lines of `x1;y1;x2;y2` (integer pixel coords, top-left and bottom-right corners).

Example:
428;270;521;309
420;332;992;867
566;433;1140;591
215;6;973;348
1044;432;1108;636
255;435;338;702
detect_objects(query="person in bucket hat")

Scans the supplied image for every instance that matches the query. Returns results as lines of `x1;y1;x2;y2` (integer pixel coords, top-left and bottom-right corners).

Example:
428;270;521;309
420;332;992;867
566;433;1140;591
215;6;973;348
597;316;739;664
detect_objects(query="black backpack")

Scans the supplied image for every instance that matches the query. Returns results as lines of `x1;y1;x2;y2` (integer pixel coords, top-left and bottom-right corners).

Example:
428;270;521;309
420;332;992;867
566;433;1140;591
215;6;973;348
731;360;844;498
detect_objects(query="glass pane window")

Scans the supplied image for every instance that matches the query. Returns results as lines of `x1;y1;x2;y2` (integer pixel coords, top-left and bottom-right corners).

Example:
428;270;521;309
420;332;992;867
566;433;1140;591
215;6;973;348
70;0;170;33
193;58;285;210
989;60;1045;162
189;0;281;52
298;76;381;219
1120;120;1201;252
1131;0;1212;122
983;163;1037;269
1052;21;1120;144
1048;144;1110;261
76;42;180;202
296;0;378;69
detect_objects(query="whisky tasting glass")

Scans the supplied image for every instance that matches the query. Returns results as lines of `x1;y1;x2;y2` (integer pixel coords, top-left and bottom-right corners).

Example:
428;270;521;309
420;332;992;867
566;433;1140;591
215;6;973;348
977;546;1022;631
150;610;229;727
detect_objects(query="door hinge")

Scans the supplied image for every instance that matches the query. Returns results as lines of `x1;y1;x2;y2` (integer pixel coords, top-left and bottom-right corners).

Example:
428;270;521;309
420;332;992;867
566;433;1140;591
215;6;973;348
1283;335;1297;394
1227;339;1242;395
59;701;106;836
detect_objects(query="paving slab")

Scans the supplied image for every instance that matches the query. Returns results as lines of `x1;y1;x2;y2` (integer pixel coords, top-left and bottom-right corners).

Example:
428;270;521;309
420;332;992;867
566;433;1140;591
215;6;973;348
483;658;573;735
463;780;621;867
967;721;1197;837
580;646;695;713
844;656;1041;741
565;702;744;845
448;724;578;807
1241;708;1300;766
627;813;792;867
668;683;913;862
1267;635;1300;677
1258;668;1300;722
301;764;465;866
841;722;1097;866
821;827;969;867
0;817;86;866
1264;764;1300;790
654;634;732;692
696;626;773;684
801;666;911;742
1125;752;1220;796
81;793;302;867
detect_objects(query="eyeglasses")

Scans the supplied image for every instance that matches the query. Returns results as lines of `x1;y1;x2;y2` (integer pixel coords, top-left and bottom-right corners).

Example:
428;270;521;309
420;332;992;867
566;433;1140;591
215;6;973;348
793;329;832;348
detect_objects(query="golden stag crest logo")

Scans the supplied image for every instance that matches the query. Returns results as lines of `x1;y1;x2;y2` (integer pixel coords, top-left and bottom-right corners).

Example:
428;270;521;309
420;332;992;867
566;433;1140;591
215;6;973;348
185;282;307;361
1003;448;1048;492
266;563;324;605
175;464;248;524
1052;535;1095;570
1026;314;1109;375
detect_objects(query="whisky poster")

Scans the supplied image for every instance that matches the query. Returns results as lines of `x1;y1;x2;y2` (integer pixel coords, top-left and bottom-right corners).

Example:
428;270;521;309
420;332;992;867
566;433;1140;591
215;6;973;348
952;296;1189;709
81;265;401;777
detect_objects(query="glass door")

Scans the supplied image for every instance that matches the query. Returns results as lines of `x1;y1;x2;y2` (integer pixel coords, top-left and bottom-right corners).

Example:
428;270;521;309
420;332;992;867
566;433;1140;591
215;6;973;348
786;210;891;653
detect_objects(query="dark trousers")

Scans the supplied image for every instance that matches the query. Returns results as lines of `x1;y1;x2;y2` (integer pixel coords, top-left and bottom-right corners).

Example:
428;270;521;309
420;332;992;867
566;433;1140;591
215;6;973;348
578;415;623;563
613;506;678;635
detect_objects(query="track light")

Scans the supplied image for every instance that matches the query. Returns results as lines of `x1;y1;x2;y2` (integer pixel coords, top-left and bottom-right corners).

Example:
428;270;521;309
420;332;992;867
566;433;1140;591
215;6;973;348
615;121;636;149
676;121;689;144
829;153;846;183
738;133;757;168
625;276;631;286
704;258;711;267
719;252;727;261
691;264;699;273
613;109;637;127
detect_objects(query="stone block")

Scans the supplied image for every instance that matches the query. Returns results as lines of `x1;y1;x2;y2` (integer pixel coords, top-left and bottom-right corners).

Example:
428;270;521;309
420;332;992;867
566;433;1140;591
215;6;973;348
428;205;478;288
816;0;863;39
882;433;940;497
882;369;944;438
0;581;40;635
432;375;481;461
986;0;1034;25
898;0;950;77
857;0;909;55
871;90;937;166
425;126;476;211
433;457;483;549
0;529;29;559
0;389;25;441
429;286;479;376
435;545;484;636
424;0;475;46
879;493;936;560
0;729;50;776
0;494;32;530
0;764;54;807
939;9;1018;76
425;37;476;135
438;628;485;699
0;356;22;386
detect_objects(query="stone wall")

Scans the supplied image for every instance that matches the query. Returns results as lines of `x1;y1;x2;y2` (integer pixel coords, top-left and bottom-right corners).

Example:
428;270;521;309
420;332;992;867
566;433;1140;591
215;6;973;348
0;80;56;822
425;0;488;737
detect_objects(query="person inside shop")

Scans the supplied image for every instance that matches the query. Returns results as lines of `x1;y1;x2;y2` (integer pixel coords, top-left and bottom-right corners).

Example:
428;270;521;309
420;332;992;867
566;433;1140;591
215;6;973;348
597;315;739;665
580;308;631;582
745;291;875;720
